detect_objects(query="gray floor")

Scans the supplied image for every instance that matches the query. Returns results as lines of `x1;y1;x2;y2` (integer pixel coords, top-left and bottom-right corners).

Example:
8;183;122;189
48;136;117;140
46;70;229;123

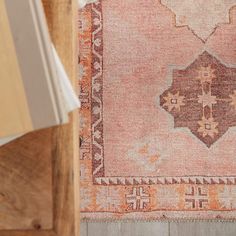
81;222;236;236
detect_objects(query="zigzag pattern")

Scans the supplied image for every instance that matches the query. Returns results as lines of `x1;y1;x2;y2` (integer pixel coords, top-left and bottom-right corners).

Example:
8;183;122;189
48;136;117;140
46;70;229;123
94;176;236;185
91;1;104;177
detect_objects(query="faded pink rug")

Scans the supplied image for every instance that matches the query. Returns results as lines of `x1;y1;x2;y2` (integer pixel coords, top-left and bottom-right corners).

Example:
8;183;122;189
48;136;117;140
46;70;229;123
79;0;236;221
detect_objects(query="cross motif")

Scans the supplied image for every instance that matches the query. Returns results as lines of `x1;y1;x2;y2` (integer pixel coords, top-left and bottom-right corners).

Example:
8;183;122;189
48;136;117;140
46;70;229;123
185;186;208;209
160;51;236;147
126;187;150;211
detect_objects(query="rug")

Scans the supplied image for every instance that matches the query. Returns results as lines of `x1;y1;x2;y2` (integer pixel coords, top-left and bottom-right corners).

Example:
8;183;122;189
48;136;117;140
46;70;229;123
79;0;236;221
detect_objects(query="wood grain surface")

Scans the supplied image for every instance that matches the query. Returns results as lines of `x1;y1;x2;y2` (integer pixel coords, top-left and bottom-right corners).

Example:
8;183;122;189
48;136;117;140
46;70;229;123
0;0;79;235
86;222;169;236
81;222;236;236
0;129;53;230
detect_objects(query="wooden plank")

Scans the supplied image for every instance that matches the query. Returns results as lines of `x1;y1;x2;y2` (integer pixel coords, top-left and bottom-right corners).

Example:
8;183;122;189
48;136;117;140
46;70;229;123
170;222;236;236
0;231;56;236
80;222;88;236
42;1;79;236
88;223;122;236
0;0;79;235
0;129;53;230
87;222;169;236
121;222;169;236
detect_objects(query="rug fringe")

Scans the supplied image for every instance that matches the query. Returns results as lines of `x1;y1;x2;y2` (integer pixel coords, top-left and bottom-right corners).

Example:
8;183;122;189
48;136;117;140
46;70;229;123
81;218;236;223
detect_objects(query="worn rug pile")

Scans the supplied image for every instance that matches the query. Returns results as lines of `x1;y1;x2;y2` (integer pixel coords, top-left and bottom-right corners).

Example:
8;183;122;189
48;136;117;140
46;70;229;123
79;0;236;221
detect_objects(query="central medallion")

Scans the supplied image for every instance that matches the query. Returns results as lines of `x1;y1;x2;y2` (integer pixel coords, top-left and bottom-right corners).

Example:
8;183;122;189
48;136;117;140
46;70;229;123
160;0;236;42
160;51;236;147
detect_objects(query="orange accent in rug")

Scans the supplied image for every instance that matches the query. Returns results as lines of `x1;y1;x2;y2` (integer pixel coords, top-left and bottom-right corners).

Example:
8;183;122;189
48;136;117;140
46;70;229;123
79;0;236;220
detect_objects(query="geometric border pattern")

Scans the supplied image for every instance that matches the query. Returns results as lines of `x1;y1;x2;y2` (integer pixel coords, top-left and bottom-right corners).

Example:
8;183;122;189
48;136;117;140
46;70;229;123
91;1;105;179
89;1;236;186
94;176;236;185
